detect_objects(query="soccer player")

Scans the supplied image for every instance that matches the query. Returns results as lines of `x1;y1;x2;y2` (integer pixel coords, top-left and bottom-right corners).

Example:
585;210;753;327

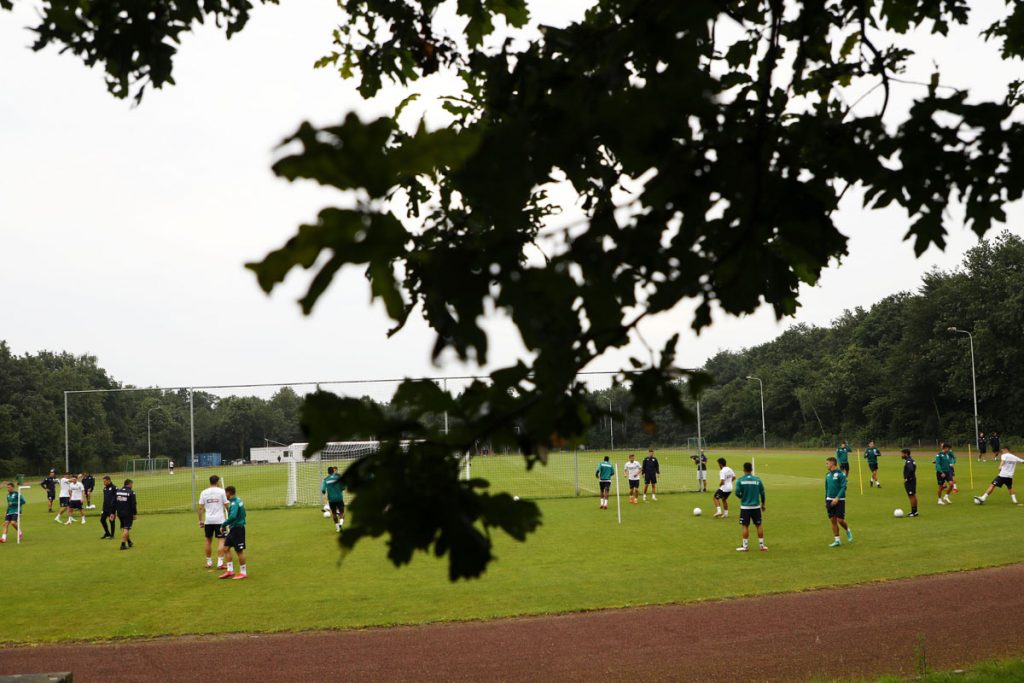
66;474;86;525
901;449;918;517
169;460;175;475
947;446;959;493
54;473;71;523
735;463;767;552
100;475;117;539
40;469;57;513
934;443;954;505
974;446;1024;506
115;479;137;550
82;471;96;509
2;482;25;543
990;432;1001;459
825;457;853;547
641;449;660;501
978;432;987;461
198;475;229;569
595;456;614;510
836;441;852;475
623;454;642;504
320;466;346;531
864;441;881;488
712;458;736;519
690;450;708;492
220;486;248;580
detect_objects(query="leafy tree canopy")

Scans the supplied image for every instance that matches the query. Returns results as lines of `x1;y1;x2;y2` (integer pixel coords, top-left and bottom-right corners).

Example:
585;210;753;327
8;0;1024;578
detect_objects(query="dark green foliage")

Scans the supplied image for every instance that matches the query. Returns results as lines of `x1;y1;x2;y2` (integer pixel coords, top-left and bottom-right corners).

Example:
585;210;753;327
6;0;1024;578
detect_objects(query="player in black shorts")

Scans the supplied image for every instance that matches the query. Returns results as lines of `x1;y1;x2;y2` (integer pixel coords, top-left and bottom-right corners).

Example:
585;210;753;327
114;479;137;550
40;470;57;513
100;475;117;539
978;432;987;461
901;449;918;517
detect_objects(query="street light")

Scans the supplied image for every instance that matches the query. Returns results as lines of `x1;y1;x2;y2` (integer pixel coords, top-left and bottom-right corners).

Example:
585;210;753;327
947;327;980;454
746;376;766;449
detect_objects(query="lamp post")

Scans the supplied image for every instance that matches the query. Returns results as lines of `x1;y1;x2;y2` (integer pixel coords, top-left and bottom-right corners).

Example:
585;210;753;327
746;376;766;449
947;327;980;454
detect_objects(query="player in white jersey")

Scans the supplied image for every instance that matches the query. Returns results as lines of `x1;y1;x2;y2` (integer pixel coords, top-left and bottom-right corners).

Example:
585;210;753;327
54;475;72;523
974;447;1024;506
713;458;736;518
198;474;230;569
66;475;86;525
623;453;642;504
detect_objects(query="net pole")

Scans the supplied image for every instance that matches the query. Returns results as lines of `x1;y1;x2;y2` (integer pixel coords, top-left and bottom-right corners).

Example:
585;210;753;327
16;486;28;544
189;389;196;512
857;448;864;495
614;462;621;525
574;449;579;497
968;443;975;490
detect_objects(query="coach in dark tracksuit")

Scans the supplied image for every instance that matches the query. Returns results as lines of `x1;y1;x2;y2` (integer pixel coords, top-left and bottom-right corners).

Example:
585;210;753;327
114;480;138;550
40;470;57;512
100;476;117;539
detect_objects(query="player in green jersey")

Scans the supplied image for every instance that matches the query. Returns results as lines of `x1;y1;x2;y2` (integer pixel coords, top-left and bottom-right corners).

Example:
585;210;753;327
595;456;615;510
934;443;954;505
321;466;346;532
220;486;248;580
864;440;882;488
836;441;852;475
735;463;767;552
825;457;853;547
2;482;25;543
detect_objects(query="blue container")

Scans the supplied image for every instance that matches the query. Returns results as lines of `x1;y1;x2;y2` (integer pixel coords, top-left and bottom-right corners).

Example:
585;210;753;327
195;452;222;468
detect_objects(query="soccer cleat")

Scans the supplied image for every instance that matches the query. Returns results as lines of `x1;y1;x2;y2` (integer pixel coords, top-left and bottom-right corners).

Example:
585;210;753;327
937;499;946;505
876;483;881;488
232;573;247;580
642;495;646;501
759;545;768;552
713;512;722;518
846;529;853;543
829;540;841;548
736;546;748;552
64;520;72;525
651;495;657;500
218;571;235;579
128;539;133;547
120;543;128;550
722;511;729;518
973;497;984;505
0;538;5;543
943;495;952;504
907;512;919;517
54;516;62;523
81;518;86;524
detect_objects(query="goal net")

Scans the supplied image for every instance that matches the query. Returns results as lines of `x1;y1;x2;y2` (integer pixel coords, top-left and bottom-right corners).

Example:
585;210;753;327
128;458;170;475
686;437;707;453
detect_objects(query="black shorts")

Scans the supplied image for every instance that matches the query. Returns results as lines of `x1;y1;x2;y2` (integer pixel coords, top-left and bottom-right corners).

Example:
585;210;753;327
979;445;987;454
599;481;611;492
225;527;246;551
85;487;94;494
119;515;133;530
714;489;731;501
826;499;846;519
69;500;83;510
644;475;657;485
739;508;762;526
59;497;69;507
904;479;916;496
46;492;55;501
627;479;640;489
868;462;878;472
204;523;226;539
936;471;949;485
4;513;17;522
328;500;345;515
992;476;1013;488
839;463;850;474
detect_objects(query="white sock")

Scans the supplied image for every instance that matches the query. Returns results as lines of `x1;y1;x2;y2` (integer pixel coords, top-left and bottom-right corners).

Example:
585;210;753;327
759;538;766;547
1;534;5;541
227;562;234;573
834;536;840;542
206;558;213;566
239;564;247;575
741;539;748;548
339;518;344;527
217;557;224;567
716;506;721;514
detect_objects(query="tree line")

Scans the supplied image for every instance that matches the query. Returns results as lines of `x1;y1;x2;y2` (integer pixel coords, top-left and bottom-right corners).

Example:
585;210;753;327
586;233;1024;451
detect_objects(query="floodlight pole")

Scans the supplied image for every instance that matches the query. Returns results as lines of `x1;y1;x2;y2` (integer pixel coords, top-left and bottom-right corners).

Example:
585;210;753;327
746;376;766;449
64;391;69;472
948;327;980;454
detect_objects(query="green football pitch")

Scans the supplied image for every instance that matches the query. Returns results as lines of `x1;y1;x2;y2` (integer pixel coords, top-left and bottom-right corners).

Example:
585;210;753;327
1;449;1019;644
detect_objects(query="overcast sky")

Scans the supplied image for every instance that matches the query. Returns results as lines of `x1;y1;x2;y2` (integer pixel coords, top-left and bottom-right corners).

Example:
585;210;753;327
2;2;1022;402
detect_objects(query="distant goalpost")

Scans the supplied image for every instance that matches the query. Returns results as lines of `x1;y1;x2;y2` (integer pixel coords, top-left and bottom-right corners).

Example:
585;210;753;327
129;457;169;475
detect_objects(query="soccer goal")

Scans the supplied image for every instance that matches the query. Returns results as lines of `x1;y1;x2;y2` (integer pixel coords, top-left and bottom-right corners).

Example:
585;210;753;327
687;437;707;453
129;457;170;475
287;441;382;507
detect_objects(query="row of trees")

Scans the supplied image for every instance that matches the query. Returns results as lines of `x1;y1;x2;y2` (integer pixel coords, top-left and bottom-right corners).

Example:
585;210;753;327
585;233;1024;450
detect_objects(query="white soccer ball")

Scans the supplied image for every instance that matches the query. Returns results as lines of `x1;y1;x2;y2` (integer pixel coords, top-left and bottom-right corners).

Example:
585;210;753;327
693;507;702;516
973;497;983;505
893;508;904;518
513;496;520;502
323;510;331;518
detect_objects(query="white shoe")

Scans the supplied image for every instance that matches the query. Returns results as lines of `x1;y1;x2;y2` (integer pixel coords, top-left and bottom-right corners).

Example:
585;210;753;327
974;497;984;505
81;518;86;524
713;511;723;518
943;495;952;504
642;495;646;501
736;546;748;552
64;520;72;525
54;516;62;523
723;511;729;518
937;499;945;505
651;495;657;500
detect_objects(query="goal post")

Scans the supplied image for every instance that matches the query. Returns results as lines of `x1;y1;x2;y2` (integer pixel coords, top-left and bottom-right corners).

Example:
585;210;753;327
686;437;707;453
129;457;170;475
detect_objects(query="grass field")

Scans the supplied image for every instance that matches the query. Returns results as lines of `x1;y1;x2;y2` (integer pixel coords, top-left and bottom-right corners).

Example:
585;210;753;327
2;448;1020;645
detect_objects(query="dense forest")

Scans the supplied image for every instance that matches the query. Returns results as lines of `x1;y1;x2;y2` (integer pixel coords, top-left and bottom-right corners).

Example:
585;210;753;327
586;233;1024;450
2;234;1021;475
